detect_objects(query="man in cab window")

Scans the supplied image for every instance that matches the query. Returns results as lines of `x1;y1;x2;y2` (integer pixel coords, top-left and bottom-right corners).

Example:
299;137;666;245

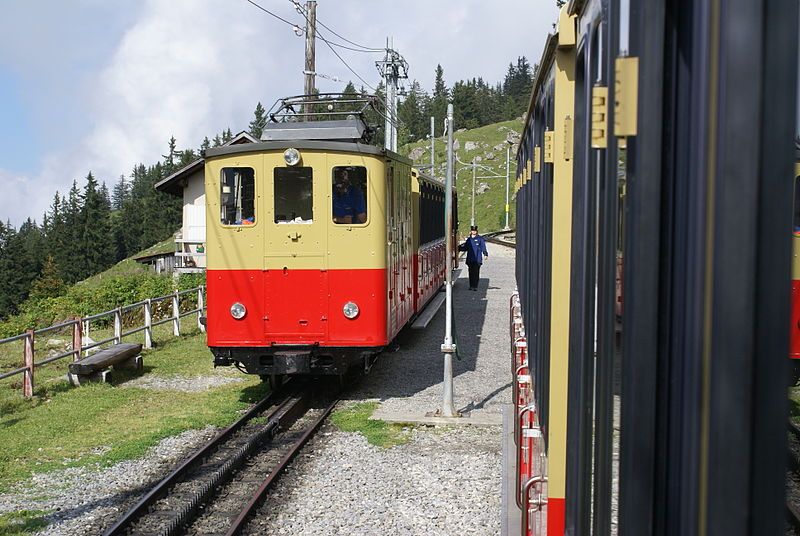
332;168;366;224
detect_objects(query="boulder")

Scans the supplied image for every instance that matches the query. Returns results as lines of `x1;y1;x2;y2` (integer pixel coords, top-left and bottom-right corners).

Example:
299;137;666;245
452;139;460;151
477;182;490;194
485;152;496;160
464;141;479;152
408;147;426;161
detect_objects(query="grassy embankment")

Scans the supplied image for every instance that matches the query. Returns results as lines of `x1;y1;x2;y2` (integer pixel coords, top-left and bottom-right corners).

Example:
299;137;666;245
400;118;523;234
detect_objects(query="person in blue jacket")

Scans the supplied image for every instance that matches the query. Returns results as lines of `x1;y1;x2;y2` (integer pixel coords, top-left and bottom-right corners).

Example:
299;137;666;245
332;168;367;224
459;225;489;291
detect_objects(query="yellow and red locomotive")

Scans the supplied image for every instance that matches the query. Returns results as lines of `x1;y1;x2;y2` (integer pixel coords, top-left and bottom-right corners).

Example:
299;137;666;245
204;96;456;378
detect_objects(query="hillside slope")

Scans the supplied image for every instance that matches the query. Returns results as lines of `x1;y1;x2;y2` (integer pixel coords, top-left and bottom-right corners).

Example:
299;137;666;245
399;118;523;233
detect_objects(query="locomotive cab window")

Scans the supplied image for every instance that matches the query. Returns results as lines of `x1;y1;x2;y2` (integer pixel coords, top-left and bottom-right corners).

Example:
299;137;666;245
274;167;313;223
220;167;255;225
332;166;367;224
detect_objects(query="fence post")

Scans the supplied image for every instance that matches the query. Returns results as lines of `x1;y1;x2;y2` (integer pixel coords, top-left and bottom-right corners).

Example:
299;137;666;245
197;286;205;333
172;291;180;337
144;299;153;349
72;317;82;362
23;329;34;398
114;307;122;344
83;320;90;356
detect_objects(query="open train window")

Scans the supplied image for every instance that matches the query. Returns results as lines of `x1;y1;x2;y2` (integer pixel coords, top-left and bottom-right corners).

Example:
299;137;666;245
795;175;800;235
220;167;255;226
274;167;313;223
332;166;367;224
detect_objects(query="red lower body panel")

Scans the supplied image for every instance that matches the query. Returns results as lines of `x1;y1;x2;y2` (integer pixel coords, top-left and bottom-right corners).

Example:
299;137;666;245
207;268;387;348
547;498;565;535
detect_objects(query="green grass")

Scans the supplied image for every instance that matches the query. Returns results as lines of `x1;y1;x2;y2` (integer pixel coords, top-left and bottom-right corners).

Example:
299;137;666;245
0;510;49;535
330;402;411;448
0;330;268;491
79;237;175;289
400;118;523;233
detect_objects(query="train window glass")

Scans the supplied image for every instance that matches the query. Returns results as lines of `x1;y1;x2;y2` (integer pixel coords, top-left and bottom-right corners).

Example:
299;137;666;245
332;166;367;224
794;176;800;234
220;167;255;226
274;167;313;223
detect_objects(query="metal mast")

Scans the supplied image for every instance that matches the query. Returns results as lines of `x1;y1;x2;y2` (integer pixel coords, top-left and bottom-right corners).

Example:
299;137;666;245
375;41;408;152
440;103;457;417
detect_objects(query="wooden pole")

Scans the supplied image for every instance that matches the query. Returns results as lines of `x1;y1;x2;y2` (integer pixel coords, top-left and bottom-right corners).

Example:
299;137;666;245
197;286;205;333
23;329;34;398
144;299;153;349
72;317;82;362
114;308;122;344
303;0;317;116
172;291;180;337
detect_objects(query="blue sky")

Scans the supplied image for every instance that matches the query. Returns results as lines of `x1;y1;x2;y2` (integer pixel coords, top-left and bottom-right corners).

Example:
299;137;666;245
0;0;558;226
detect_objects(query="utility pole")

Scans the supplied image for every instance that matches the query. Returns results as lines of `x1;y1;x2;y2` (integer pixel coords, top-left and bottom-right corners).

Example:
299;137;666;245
376;42;408;152
440;102;458;418
303;0;317;117
430;116;435;172
471;160;477;227
505;140;512;230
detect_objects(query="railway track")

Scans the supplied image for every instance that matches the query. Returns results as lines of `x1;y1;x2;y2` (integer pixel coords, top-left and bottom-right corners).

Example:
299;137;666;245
787;421;800;533
484;229;516;249
104;379;338;536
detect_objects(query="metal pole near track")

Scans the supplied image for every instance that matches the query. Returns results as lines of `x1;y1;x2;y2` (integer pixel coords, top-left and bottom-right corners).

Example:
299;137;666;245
471;159;476;227
430;116;435;172
440;102;458;418
505;140;512;230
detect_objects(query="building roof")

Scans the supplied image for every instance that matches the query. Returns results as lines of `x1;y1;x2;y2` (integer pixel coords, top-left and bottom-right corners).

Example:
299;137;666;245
154;158;205;197
154;132;260;196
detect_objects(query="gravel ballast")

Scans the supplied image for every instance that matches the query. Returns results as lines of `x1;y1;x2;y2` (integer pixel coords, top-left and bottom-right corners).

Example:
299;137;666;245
2;245;516;535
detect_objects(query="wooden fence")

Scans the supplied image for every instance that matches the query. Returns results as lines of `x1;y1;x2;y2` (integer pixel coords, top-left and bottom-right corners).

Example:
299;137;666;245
0;286;206;398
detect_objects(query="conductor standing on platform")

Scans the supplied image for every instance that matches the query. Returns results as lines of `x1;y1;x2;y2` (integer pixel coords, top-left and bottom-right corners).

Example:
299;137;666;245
459;225;488;291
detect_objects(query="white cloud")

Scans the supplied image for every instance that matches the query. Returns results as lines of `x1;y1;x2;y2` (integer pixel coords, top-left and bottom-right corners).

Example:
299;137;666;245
0;0;558;227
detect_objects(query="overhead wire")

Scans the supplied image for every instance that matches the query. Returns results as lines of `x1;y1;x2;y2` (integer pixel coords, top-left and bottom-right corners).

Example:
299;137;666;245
289;0;384;52
243;0;300;28
243;0;401;129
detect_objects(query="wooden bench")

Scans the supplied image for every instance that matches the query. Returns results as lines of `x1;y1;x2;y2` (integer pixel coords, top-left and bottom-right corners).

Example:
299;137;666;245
68;343;143;386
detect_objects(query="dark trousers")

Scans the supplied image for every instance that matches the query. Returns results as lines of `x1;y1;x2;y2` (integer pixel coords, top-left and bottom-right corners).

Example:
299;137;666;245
467;261;481;289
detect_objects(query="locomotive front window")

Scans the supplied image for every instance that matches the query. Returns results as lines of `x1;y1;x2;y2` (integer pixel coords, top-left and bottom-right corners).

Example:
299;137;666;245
332;166;367;224
220;167;255;226
274;167;313;223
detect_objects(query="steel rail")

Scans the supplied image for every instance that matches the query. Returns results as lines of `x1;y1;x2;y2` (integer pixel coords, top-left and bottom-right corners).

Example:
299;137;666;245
225;397;339;535
103;383;298;536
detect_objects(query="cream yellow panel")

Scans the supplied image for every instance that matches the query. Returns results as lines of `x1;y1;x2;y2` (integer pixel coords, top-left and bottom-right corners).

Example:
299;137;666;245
205;153;264;271
325;152;387;271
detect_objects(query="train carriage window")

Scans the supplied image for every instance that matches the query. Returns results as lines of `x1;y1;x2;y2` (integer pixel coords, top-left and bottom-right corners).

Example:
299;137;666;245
332;166;367;224
795;175;800;235
274;167;313;223
220;167;255;225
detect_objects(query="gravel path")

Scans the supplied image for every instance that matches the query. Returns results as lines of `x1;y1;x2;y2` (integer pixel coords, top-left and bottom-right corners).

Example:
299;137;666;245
248;246;516;535
1;245;516;536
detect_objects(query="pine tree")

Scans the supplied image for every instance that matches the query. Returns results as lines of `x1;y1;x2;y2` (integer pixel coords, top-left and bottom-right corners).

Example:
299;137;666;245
343;81;358;96
249;102;266;139
28;256;66;301
80;172;114;278
0;222;27;318
201;136;211;151
430;64;449;128
112;175;129;210
62;180;84;283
